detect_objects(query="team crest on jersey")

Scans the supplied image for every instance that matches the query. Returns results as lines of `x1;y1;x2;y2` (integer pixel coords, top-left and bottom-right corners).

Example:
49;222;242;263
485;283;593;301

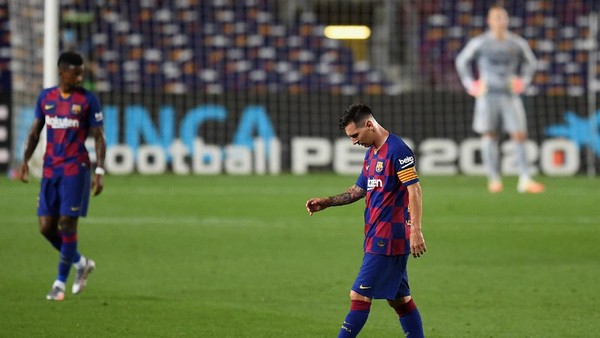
71;104;82;115
375;161;384;173
377;240;385;247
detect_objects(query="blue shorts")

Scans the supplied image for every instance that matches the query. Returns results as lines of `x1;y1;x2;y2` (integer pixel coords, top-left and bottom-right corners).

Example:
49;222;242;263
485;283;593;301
37;167;91;218
351;253;410;300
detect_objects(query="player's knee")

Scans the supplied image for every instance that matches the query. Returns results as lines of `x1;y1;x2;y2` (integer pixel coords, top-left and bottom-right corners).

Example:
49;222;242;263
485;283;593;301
388;296;417;317
38;217;57;236
387;295;411;308
349;290;371;303
349;291;371;311
39;225;53;237
58;216;78;233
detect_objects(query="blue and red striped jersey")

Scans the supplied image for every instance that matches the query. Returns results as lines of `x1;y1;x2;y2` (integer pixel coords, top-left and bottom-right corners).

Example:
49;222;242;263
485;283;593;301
34;86;103;178
355;133;419;256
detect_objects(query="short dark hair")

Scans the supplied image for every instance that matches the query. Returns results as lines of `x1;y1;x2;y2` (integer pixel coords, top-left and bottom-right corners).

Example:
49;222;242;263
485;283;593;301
488;4;507;14
57;51;84;68
339;103;373;130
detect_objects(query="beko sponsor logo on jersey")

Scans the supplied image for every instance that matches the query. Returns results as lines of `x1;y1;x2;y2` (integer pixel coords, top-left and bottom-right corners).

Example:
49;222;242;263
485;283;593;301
399;156;414;168
367;178;383;190
45;116;79;129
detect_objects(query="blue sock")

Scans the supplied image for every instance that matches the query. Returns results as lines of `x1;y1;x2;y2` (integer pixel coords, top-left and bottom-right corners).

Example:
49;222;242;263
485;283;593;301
43;232;81;263
338;300;371;338
72;251;82;264
57;232;78;283
394;299;424;338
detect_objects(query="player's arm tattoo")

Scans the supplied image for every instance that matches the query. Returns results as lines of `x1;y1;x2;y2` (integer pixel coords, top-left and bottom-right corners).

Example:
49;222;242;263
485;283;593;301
326;184;366;207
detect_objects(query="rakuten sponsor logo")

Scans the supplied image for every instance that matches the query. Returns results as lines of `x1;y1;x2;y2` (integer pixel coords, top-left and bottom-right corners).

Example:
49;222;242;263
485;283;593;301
46;116;79;129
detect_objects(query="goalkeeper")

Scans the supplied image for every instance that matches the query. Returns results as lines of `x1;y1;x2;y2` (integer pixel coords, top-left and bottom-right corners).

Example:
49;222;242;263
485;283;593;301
455;5;544;193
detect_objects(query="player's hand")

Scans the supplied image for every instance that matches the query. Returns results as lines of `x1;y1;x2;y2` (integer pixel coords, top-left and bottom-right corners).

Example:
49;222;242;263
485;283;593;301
468;79;486;97
91;173;104;196
510;77;525;94
306;198;327;216
18;163;29;183
410;229;427;258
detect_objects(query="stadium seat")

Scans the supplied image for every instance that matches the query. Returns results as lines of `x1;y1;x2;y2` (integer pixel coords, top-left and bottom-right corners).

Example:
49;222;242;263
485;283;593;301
48;0;392;94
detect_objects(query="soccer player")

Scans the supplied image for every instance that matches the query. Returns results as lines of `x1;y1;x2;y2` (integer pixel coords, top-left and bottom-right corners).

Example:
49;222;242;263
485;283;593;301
455;5;544;193
18;51;106;301
306;103;426;338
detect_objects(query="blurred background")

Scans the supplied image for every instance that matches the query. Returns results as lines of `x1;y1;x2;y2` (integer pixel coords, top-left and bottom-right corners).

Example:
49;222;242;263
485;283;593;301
1;0;598;177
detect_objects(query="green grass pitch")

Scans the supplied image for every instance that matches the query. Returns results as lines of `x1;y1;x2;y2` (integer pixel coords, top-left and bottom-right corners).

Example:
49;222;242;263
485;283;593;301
1;174;600;337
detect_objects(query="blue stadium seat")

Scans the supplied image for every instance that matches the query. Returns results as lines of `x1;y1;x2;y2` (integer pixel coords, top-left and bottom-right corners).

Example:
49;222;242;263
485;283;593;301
52;0;394;94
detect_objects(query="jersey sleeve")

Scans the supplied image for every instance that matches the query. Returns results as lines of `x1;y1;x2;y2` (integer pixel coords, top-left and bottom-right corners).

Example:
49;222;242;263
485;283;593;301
87;92;104;127
455;35;483;90
394;143;419;187
515;35;537;87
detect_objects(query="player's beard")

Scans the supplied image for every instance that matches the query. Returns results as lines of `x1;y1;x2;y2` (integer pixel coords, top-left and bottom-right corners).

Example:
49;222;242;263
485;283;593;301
64;82;80;93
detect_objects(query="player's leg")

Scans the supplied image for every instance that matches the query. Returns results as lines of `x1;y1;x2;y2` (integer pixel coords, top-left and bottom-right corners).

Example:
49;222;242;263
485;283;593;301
502;95;544;193
51;215;79;294
38;177;65;300
474;96;502;192
388;296;424;338
40;218;88;266
38;178;84;262
387;258;424;338
39;215;86;265
338;254;381;338
63;168;96;295
46;170;94;300
39;216;61;250
46;214;84;300
338;290;372;338
38;177;62;249
481;132;502;192
510;129;529;180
